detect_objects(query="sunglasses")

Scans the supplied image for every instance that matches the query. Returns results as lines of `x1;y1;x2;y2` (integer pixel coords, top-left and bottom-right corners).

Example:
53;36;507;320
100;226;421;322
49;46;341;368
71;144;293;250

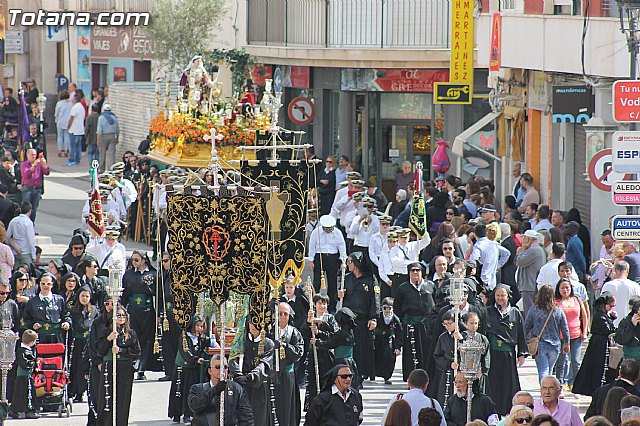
446;212;454;215
212;365;226;370
0;292;9;296
116;313;127;318
410;269;421;273
131;258;141;263
72;246;84;251
382;306;393;311
41;282;53;286
104;301;114;306
18;278;28;282
514;417;532;424
162;259;170;263
338;374;353;379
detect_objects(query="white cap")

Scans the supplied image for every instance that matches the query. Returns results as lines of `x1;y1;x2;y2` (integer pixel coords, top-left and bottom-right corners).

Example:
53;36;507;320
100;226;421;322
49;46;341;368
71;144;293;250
319;215;336;228
103;104;112;111
523;230;539;239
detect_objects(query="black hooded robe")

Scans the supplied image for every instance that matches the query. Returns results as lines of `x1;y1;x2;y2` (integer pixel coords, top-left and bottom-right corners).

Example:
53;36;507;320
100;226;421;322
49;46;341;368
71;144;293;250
305;365;363;426
485;304;527;415
229;334;275;426
272;324;304;426
301;312;337;411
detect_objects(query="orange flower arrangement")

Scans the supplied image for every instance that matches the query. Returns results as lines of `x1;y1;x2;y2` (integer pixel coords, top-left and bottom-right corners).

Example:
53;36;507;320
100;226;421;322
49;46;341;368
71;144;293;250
149;112;266;148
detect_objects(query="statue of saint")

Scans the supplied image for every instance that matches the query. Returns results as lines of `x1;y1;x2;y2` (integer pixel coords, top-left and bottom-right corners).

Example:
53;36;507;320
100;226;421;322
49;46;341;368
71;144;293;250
179;55;215;110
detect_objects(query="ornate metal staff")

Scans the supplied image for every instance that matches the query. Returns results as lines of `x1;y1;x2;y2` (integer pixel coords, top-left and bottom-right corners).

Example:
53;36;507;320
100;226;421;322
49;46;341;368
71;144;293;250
0;305;18;421
304;277;320;394
458;337;485;423
106;258;125;426
219;302;226;426
336;254;347;310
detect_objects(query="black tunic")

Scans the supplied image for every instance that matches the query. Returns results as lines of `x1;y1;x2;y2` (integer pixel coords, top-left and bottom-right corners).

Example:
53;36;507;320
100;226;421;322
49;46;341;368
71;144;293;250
159;269;181;378
393;279;436;382
229;335;274;426
433;331;456;408
573;310;617;396
443;392;498;426
342;272;377;383
95;326;141;426
305;386;363;426
188;380;255;426
485;304;527;415
373;312;402;380
280;290;311;386
23;293;72;343
169;331;209;420
302;313;337;411
82;275;107;307
86;312;109;426
121;267;159;372
272;325;304;426
9;344;36;415
69;305;98;400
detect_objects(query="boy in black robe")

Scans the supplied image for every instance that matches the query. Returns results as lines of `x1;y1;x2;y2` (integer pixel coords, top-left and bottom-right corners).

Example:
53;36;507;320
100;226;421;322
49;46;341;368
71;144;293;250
9;329;38;419
373;297;402;384
433;311;460;408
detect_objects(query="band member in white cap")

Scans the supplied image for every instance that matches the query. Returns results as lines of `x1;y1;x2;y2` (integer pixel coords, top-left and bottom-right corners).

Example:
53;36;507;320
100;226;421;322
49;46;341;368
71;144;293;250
307;215;347;312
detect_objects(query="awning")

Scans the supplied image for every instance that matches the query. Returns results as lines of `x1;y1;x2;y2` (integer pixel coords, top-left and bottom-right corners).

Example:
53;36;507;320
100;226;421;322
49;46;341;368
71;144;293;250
451;111;500;160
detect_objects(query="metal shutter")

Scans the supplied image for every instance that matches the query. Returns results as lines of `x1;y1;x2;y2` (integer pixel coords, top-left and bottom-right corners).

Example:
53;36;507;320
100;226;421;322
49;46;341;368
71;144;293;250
573;124;591;230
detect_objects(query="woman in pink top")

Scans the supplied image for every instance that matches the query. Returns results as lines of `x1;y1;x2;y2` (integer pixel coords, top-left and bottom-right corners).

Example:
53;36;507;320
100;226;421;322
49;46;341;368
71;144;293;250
554;278;588;396
0;225;14;281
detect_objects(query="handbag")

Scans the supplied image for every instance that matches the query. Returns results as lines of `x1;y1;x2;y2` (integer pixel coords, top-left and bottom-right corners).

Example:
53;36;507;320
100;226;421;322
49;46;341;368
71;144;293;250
527;308;554;359
609;333;625;370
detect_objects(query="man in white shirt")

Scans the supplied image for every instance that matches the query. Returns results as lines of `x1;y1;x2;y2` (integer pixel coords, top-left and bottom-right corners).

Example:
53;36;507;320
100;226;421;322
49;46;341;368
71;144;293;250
6;201;36;269
350;197;380;254
85;226;126;276
307;215;347;312
389;228;431;296
369;215;392;298
381;369;446;426
377;232;397;299
601;261;640;326
66;89;86;166
469;224;510;291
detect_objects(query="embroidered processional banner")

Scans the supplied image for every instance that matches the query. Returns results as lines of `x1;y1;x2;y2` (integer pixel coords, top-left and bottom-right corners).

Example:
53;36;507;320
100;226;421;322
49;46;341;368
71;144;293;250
241;160;310;290
166;194;269;329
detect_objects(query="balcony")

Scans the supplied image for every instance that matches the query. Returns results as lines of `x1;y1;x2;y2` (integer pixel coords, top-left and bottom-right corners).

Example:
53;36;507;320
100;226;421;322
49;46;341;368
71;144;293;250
69;0;153;13
247;0;450;49
476;13;628;77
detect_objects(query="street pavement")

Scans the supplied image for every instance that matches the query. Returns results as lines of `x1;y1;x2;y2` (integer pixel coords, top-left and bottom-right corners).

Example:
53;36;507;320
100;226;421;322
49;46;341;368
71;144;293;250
11;141;595;424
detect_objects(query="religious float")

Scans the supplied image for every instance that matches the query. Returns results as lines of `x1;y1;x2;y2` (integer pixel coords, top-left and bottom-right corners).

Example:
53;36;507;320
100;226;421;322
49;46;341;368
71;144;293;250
146;55;294;168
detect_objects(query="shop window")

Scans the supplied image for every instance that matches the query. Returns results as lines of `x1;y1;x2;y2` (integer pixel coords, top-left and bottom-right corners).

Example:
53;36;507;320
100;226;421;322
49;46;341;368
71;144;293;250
380;93;433;120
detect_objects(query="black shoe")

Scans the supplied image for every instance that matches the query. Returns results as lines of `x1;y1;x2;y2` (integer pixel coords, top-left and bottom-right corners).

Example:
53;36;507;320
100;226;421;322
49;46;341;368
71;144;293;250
26;411;40;419
172;416;181;423
8;411;19;419
158;375;172;382
384;380;393;385
136;372;147;380
183;416;192;424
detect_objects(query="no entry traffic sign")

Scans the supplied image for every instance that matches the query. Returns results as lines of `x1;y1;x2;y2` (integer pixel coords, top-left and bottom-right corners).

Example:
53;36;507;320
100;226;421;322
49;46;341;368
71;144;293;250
612;215;640;240
288;97;315;125
588;149;631;192
613;80;640;122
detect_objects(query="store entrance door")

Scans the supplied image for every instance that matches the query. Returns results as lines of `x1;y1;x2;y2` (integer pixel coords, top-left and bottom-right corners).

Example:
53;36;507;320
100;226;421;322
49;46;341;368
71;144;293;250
380;120;431;203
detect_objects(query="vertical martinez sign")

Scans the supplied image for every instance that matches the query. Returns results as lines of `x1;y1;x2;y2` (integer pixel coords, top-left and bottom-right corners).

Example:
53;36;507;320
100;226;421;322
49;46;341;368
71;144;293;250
450;0;475;84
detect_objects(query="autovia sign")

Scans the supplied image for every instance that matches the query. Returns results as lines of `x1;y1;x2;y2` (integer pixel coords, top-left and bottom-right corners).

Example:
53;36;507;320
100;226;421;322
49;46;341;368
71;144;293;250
612;131;640;173
612;181;640;206
612;215;640;240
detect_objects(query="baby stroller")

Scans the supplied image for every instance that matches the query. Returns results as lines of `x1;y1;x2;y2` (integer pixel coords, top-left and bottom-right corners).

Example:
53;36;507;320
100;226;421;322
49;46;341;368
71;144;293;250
32;342;72;417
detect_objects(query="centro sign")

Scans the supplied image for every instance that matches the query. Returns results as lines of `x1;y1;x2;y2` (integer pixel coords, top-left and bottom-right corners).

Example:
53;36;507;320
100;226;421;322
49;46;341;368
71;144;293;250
613;131;640;173
612;215;640;240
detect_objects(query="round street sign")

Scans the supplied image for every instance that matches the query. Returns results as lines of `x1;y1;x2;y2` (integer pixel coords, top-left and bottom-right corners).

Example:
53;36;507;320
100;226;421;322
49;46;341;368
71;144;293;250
588;148;631;192
288;97;315;125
